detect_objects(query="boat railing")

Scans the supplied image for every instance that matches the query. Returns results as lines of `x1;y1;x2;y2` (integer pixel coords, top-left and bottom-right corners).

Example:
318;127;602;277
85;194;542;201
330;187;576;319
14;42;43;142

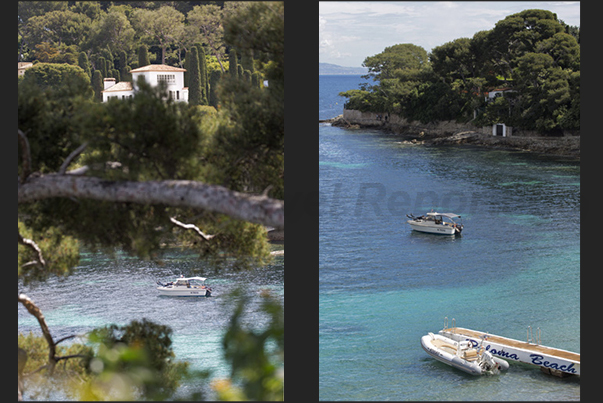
444;317;456;333
527;326;541;345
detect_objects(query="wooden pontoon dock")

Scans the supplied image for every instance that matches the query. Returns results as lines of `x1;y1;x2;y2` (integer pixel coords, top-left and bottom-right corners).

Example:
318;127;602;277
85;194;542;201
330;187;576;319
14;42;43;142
439;326;580;377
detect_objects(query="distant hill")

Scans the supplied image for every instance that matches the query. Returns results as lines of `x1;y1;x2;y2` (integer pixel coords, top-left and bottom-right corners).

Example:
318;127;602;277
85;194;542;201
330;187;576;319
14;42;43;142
319;63;367;75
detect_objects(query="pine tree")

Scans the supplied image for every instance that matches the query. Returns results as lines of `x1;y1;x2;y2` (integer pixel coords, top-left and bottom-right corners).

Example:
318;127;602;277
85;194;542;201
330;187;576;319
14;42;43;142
188;46;201;106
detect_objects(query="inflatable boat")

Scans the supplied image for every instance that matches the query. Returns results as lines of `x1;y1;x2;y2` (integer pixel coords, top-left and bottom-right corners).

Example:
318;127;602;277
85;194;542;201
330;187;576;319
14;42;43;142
421;332;509;375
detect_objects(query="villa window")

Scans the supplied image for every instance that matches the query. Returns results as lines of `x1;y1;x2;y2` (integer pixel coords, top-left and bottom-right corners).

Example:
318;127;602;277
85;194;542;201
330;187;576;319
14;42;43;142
157;74;176;84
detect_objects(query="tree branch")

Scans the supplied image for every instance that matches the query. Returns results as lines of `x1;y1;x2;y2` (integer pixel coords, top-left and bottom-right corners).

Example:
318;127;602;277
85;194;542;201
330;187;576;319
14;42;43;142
18;130;32;184
170;217;215;241
18;293;57;373
59;142;89;175
18;232;46;268
18;174;284;229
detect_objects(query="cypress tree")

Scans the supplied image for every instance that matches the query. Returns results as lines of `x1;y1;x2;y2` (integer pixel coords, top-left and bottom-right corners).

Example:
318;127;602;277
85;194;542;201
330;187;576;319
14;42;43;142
252;71;261;89
138;45;150;67
98;56;107;79
78;52;91;78
183;55;190;88
197;45;208;105
209;69;222;108
118;50;128;80
92;70;103;102
188;46;201;106
241;50;255;73
229;49;238;79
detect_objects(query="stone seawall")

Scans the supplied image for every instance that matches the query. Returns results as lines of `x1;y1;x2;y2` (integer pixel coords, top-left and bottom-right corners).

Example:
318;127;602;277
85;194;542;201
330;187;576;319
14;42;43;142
329;109;579;158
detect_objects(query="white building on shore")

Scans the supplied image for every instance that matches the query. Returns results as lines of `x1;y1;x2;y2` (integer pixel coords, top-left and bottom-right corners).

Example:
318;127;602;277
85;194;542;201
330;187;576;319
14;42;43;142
102;64;188;102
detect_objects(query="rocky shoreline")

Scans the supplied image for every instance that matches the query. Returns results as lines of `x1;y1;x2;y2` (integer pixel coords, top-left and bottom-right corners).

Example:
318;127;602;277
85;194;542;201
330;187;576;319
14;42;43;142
321;114;580;158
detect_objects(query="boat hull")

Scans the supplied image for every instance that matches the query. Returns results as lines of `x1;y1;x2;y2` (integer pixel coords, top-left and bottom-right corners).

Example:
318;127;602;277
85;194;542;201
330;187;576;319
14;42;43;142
408;220;457;235
156;286;212;297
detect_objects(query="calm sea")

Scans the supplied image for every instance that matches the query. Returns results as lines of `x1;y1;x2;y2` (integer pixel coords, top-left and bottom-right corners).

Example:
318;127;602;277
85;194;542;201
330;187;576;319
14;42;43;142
319;75;580;400
18;248;284;400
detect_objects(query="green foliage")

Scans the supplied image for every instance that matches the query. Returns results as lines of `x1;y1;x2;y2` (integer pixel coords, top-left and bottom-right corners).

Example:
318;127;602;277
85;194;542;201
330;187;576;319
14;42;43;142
92;70;103;102
18;64;93;175
78;52;91;77
18;332;93;378
18;70;276;265
83;79;205;181
180;214;273;270
21;62;92;97
362;43;430;81
83;319;190;400
345;8;580;134
209;68;223;108
229;49;238;78
219;289;284;401
215;1;284;200
188;46;202;106
137;44;150;67
196;44;209;105
406;81;463;124
18;220;80;285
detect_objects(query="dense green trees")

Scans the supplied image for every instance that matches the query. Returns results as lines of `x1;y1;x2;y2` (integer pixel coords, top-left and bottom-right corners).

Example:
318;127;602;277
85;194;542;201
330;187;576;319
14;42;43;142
341;9;580;135
18;2;271;109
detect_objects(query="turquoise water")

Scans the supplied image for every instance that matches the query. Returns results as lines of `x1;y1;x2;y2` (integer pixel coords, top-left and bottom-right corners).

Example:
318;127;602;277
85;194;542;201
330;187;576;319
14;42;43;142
319;76;580;400
18;249;283;399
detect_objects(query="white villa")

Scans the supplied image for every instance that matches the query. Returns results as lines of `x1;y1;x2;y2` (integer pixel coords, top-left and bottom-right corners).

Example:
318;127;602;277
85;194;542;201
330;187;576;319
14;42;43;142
102;64;188;102
18;62;34;76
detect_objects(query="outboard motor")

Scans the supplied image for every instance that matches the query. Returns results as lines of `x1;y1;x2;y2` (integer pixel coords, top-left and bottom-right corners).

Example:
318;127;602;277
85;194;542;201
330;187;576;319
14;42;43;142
205;288;212;297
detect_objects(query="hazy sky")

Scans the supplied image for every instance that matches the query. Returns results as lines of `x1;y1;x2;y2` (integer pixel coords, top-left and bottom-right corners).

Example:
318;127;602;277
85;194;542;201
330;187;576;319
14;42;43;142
319;1;581;68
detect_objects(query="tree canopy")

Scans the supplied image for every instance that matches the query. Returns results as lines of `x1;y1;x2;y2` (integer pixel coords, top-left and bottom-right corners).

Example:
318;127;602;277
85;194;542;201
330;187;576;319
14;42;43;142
341;9;580;135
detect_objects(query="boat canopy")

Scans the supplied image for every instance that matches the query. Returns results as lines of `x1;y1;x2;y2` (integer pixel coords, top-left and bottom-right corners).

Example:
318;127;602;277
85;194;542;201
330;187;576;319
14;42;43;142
426;212;461;218
180;277;207;282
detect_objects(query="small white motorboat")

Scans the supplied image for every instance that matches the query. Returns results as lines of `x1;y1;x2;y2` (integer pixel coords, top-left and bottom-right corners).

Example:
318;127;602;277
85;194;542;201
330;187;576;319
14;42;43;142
406;211;463;235
156;276;212;297
421;332;509;375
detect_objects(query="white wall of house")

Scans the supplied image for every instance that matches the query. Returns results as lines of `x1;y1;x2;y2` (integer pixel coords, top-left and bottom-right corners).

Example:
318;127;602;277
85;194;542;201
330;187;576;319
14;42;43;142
103;90;134;103
132;71;187;102
101;65;188;103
